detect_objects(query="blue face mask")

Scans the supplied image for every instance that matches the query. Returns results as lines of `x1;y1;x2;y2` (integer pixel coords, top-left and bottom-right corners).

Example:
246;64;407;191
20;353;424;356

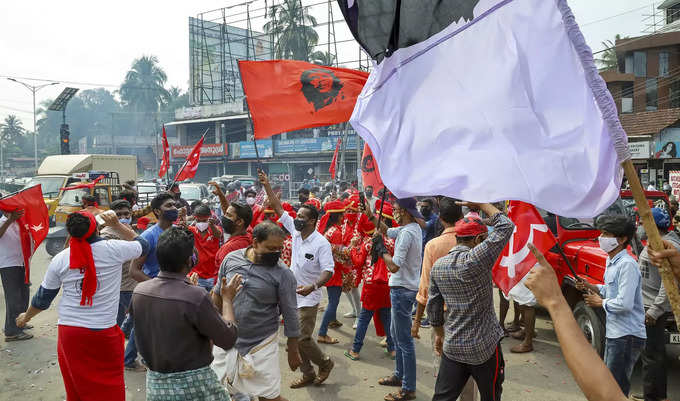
119;218;131;225
162;209;179;222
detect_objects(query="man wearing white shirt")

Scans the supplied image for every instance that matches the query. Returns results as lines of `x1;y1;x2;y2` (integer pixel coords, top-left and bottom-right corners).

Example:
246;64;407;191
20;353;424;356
259;170;336;389
0;209;32;342
16;211;149;401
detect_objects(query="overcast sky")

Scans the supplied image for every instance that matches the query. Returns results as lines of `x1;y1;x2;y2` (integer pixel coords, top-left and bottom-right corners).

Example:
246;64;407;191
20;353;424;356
0;0;661;129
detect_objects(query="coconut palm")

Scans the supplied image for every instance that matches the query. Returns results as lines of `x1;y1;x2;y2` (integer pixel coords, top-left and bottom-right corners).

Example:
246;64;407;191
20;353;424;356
597;35;621;72
1;115;25;145
120;55;171;112
264;0;319;61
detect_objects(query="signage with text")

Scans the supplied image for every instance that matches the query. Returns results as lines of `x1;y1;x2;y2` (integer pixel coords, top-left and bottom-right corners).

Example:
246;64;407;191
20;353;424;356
275;136;358;154
629;141;650;159
171;143;227;158
237;140;273;159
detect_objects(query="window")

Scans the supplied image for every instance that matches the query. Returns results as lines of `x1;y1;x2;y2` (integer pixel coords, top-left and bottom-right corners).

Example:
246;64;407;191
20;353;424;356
634;51;647;77
624;53;634;74
667;4;680;24
660;52;670;77
670;80;680;108
646;78;658;111
621;82;634;113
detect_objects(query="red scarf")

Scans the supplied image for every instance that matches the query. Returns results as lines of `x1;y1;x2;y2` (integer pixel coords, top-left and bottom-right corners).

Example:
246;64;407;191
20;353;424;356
69;211;98;306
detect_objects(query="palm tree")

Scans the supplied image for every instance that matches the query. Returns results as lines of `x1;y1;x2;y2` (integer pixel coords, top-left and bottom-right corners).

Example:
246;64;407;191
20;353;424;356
1;115;25;145
310;50;336;66
119;55;171;112
597;35;621;72
264;0;319;61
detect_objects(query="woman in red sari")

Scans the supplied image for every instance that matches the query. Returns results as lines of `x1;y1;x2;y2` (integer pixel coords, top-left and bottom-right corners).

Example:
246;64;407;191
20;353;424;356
317;200;350;344
345;199;396;361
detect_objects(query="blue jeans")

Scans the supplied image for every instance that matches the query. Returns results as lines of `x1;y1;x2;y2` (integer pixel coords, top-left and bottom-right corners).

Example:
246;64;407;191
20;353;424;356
390;287;417;393
117;291;132;329
604;335;645;396
124;326;138;366
197;277;215;292
352;307;394;353
318;286;342;337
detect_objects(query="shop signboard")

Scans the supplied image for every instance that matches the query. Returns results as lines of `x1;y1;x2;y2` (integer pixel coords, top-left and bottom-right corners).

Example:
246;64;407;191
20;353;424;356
669;170;680;198
237;140;273;159
171;143;227;158
274;136;358;154
629;142;650;159
655;128;680;158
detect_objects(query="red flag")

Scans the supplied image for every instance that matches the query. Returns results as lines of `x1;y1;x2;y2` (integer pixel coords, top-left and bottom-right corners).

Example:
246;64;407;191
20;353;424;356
329;138;342;179
159;125;170;178
361;143;385;192
0;185;49;283
173;134;205;182
60;174;105;192
239;60;369;139
493;201;557;296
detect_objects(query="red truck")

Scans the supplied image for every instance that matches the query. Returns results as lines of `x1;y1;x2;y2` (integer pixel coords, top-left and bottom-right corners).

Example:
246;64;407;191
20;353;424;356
539;190;679;355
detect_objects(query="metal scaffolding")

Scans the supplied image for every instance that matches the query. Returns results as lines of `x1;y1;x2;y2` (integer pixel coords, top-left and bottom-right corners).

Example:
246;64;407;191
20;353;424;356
189;0;369;106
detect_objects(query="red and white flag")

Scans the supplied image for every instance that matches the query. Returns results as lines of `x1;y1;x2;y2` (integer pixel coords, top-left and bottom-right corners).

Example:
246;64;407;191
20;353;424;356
159;125;170;178
493;201;556;296
173;134;205;182
0;185;49;283
329;138;342;179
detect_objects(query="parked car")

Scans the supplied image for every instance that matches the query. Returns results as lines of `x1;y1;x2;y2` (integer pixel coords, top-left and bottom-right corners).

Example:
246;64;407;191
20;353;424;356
540;190;678;355
179;183;210;204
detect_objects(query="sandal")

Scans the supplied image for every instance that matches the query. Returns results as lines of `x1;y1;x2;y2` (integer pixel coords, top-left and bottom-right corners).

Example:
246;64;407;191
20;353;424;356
328;320;343;329
290;375;316;389
344;350;360;361
505;323;521;332
4;332;33;342
385;390;416;401
510;343;534;353
385;349;396;360
378;375;402;387
317;336;339;344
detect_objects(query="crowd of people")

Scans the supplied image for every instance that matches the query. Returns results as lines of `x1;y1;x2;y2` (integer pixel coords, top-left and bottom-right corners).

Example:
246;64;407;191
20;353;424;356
0;171;679;401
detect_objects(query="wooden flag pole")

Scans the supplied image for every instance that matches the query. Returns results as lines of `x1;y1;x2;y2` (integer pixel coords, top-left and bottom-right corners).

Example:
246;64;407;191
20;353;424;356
623;159;680;331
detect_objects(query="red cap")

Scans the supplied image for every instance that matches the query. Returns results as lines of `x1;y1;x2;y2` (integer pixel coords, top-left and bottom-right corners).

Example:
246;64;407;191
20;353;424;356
455;216;488;237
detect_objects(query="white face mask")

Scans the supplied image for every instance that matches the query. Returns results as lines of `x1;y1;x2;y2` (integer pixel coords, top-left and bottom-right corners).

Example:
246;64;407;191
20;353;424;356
246;197;256;206
598;236;620;253
196;222;210;232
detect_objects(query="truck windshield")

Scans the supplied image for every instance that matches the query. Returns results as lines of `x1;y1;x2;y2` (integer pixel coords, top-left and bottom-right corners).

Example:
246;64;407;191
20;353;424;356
179;185;202;201
23;177;65;198
559;199;627;230
59;188;89;206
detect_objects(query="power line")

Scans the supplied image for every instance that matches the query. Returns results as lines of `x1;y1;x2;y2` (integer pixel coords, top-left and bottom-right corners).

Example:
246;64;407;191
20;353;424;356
581;2;656;27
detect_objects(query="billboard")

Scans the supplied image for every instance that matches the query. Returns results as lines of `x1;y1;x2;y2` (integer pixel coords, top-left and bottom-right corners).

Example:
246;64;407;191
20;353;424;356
655;128;680;159
171;143;227;158
274;136;358;154
235;140;273;159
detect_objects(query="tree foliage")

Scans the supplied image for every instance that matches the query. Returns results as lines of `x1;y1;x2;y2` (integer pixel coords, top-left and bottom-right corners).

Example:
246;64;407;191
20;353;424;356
597;34;621;72
264;0;319;61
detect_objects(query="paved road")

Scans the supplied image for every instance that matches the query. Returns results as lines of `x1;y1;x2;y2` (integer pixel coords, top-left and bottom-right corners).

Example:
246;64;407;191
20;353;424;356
1;245;679;400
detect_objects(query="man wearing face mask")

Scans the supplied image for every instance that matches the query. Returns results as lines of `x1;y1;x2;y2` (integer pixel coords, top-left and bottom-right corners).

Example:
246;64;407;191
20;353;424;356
364;185;378;211
100;200;138;337
575;215;646;397
298;187;311;206
419;198;439;251
428;202;513;401
259;170;336;389
214;202;253;274
188;205;223;291
125;192;179;371
211;222;301;401
168;183;190;215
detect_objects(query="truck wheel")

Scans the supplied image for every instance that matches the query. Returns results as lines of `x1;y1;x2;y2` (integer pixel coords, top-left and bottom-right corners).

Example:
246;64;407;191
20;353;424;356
573;301;606;356
45;237;65;257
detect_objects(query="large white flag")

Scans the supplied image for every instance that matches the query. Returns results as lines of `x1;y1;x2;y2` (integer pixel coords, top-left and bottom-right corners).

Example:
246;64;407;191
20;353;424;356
348;0;630;218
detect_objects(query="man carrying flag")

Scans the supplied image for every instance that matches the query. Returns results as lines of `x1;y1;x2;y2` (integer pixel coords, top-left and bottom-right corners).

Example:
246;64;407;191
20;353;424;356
427;201;513;401
0;185;50;342
0;208;32;342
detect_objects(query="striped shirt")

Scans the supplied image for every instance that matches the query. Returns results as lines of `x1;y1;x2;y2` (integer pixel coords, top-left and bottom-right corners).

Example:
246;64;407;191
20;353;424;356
427;213;514;365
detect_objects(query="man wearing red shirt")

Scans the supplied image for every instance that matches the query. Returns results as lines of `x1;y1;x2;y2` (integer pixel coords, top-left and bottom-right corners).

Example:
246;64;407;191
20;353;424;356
215;201;253;272
188;205;223;291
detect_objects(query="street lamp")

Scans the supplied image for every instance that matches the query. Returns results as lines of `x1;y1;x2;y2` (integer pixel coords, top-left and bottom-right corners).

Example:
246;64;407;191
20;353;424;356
7;78;59;171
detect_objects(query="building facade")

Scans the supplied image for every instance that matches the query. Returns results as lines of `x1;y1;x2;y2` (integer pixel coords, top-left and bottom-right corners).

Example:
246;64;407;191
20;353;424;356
603;1;680;189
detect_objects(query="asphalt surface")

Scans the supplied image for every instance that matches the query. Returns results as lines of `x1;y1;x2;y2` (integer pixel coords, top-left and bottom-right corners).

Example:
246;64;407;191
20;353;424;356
1;245;679;401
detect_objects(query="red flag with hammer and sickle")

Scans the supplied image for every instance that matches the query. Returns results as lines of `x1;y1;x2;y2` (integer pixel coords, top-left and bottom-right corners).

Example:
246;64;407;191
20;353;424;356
492;201;556;296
